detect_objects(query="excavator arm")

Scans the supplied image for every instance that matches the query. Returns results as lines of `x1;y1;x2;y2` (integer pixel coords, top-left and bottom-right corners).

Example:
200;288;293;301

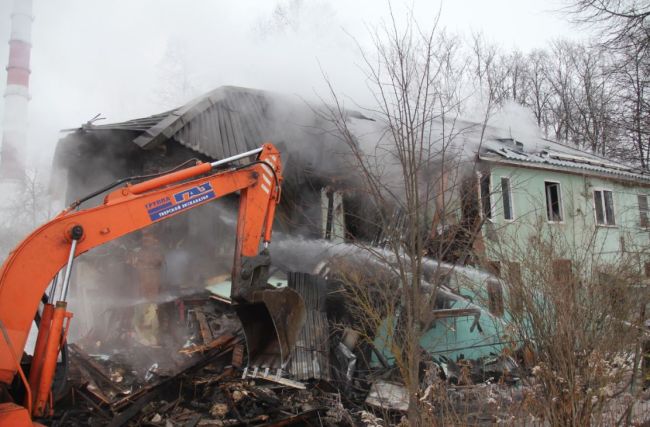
0;143;305;424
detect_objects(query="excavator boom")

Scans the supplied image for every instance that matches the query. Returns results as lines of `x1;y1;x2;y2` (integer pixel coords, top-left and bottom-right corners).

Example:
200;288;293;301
0;143;305;424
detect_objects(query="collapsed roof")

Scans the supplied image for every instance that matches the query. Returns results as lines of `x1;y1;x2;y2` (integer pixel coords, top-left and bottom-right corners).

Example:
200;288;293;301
54;86;371;202
83;85;335;160
54;85;650;210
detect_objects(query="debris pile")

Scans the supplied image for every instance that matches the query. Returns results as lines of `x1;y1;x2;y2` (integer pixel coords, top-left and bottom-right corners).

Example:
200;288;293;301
137;378;352;427
58;333;353;426
49;274;532;426
52;281;355;426
48;270;650;427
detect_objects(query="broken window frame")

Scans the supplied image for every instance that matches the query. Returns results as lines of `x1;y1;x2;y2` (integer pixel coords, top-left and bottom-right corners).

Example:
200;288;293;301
500;176;514;221
593;188;616;227
638;194;649;229
479;172;493;221
544;181;564;223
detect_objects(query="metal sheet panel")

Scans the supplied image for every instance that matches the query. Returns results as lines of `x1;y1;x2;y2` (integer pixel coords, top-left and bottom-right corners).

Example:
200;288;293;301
481;139;650;183
287;272;330;381
69;86;364;186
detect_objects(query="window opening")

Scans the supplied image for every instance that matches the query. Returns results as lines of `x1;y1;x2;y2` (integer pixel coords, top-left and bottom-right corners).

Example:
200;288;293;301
594;189;615;226
480;173;492;220
544;182;563;222
501;177;513;220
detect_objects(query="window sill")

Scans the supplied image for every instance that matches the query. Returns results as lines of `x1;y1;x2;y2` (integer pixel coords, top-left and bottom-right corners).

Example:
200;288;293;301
596;224;618;229
546;220;564;225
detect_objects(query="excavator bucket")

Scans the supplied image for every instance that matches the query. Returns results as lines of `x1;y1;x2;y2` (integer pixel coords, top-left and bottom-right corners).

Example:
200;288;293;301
235;287;306;369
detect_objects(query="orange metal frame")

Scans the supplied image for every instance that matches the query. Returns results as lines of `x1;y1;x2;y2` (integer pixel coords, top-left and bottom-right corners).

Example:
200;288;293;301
0;143;282;424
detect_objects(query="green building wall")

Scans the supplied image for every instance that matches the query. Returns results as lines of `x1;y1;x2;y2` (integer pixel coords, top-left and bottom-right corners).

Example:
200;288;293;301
481;161;650;273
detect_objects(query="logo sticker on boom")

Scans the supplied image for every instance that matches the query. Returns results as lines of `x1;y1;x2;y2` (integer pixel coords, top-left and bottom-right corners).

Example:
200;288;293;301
146;182;216;221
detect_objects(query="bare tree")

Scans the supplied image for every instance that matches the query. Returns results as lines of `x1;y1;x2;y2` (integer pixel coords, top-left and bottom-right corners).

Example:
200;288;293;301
500;49;528;106
566;0;650;47
154;38;199;109
0;168;54;257
563;0;649;167
546;40;579;144
526;49;554;135
470;33;510;111
562;43;619;155
316;6;496;425
613;32;650;168
485;216;650;426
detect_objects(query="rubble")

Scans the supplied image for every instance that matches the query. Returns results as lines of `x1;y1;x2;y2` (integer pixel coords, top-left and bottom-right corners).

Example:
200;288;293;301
48;271;650;427
52;286;351;426
59;362;348;426
365;381;409;412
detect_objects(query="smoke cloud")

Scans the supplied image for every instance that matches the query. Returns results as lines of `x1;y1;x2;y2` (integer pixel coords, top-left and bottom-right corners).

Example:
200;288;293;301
0;0;585;171
0;0;589;373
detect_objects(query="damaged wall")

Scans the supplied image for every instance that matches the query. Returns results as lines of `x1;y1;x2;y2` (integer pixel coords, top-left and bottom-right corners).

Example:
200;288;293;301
52;86;375;344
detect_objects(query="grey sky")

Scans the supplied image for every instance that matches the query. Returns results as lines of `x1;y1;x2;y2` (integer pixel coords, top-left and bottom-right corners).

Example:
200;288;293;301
0;0;585;167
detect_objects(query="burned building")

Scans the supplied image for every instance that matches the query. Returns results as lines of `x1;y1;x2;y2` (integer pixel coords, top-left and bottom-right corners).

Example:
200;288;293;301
54;85;367;240
48;88;518;360
53;87;379;324
39;85;650;425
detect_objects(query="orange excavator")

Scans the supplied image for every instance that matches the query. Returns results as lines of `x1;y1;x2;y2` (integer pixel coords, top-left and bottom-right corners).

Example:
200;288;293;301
0;143;306;426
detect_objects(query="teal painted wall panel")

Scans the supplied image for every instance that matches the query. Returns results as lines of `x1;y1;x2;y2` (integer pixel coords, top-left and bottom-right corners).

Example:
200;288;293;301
371;270;512;366
483;163;650;268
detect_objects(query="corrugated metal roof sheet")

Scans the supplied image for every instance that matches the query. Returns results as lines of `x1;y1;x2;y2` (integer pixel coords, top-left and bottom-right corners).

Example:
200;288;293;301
167;87;274;159
81;86;341;162
77;85;647;185
480;139;650;183
89;110;177;132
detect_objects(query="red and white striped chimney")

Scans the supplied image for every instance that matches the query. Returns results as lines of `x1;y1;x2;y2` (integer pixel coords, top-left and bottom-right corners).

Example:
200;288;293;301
0;0;33;181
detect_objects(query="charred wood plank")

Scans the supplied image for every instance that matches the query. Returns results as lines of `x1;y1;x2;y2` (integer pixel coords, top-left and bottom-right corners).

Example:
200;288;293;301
74;388;112;420
109;344;238;421
258;409;322;426
68;344;129;396
179;333;237;355
182;413;202;427
194;310;213;345
106;389;159;427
